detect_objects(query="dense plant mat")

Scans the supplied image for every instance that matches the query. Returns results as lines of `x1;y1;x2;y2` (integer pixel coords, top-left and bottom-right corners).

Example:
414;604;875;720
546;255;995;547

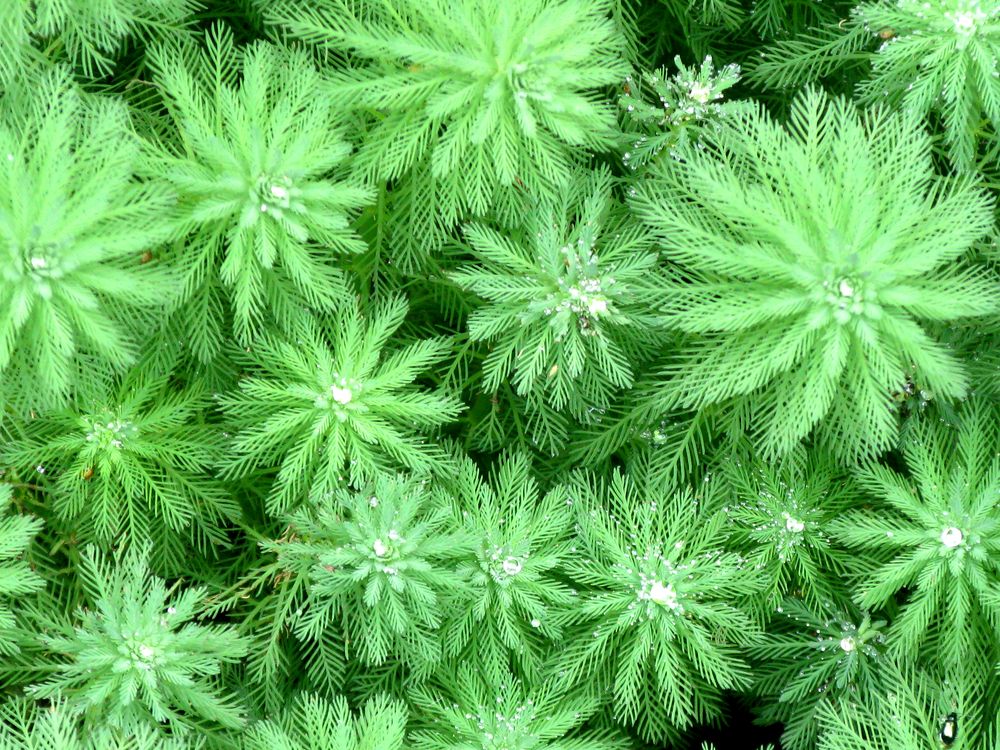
1;1;1000;748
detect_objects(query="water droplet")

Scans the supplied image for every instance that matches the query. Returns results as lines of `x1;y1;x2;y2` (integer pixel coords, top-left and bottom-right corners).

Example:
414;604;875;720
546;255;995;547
940;527;963;548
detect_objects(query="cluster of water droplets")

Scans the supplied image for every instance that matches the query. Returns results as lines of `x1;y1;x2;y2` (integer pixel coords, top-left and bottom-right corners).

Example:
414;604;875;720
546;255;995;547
821;616;885;661
85;413;138;451
368;527;404;576
455;690;541;750
725;470;829;564
936;508;980;556
772;505;809;561
777;605;886;697
619;56;741;168
540;230;615;338
609;542;691;619
946;2;992;37
482;543;527;586
636;572;681;612
637;418;674;447
324;502;416;581
314;374;361;421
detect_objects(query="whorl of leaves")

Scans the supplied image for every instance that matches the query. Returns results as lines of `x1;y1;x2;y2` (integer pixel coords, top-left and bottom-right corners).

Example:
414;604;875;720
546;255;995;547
831;402;1000;672
26;546;248;740
267;0;628;261
561;468;762;741
1;373;237;553
147;25;373;356
218;295;464;515
632;88;999;460
0;69;174;409
451;168;665;422
262;474;473;676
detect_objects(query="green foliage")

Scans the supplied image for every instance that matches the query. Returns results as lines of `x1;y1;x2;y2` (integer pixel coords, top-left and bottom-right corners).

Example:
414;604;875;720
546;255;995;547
0;485;43;657
631;87;1000;460
562;467;762;741
831;403;1000;672
263;474;472;676
656;0;843;42
1;372;237;554
618;55;744;171
219;296;464;514
268;0;627;262
410;665;627;750
245;693;408;750
3;0;1000;748
854;0;1000;169
451;168;664;426
753;0;1000;169
0;699;186;750
722;446;855;613
26;546;248;741
748;18;879;92
147;26;373;356
751;599;888;750
0;69;174;409
0;0;200;84
444;454;577;682
815;663;987;750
